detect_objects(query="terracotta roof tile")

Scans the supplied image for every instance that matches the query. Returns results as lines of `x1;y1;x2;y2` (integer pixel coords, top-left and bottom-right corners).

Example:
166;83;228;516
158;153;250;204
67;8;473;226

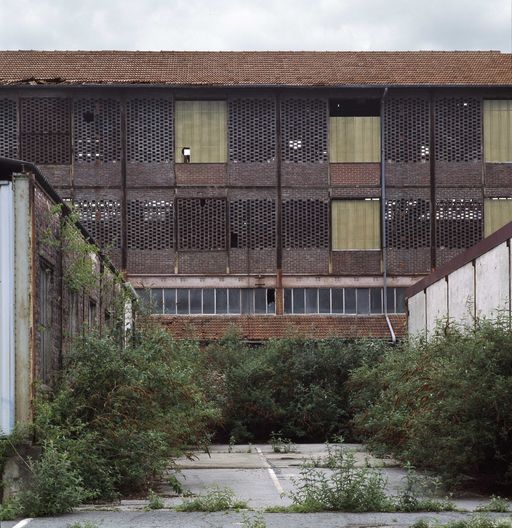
157;314;407;341
0;50;510;86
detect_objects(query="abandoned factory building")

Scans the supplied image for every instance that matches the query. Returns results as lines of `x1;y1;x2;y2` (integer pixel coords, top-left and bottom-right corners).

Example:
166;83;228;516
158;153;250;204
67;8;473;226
0;50;511;340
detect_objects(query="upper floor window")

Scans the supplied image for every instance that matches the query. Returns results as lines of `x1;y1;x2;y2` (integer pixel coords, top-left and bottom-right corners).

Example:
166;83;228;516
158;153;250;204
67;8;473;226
484;100;512;163
329;99;380;163
332;199;380;250
175;101;227;163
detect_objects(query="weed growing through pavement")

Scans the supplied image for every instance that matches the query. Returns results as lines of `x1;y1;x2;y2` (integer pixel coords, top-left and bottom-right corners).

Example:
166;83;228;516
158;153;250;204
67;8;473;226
145;489;164;510
241;512;267;528
476;496;510;513
270;432;297;454
412;517;512;528
67;523;100;528
272;439;456;513
175;486;248;512
167;472;185;495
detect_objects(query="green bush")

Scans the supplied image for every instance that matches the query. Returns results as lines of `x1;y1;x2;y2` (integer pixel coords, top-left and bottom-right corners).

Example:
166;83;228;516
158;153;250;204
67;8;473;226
17;441;90;517
32;321;219;503
350;319;512;489
204;332;387;441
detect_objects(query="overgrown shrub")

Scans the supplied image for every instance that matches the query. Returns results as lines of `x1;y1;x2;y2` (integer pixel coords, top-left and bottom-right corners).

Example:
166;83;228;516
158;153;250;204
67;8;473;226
32;320;219;503
203;331;387;441
17;441;90;517
350;319;512;489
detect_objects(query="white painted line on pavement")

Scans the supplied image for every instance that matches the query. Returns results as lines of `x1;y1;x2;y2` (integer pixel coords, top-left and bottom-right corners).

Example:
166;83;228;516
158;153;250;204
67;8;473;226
256;447;284;495
12;519;32;528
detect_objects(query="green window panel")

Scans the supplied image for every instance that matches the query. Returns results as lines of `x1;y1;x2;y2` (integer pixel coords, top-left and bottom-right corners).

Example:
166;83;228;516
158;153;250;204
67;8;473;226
329;116;380;163
484;198;512;237
332;199;380;250
175;100;227;163
484;100;512;163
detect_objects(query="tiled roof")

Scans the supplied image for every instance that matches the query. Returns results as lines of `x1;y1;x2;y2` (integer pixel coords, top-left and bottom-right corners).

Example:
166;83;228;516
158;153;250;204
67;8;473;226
0;51;510;86
158;314;407;341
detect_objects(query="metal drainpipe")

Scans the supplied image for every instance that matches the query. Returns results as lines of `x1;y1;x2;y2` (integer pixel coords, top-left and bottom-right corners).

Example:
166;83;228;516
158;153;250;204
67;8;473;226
380;87;396;344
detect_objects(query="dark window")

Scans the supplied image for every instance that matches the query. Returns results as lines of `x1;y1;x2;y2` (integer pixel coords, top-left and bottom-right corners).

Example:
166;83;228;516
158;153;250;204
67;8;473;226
177;289;189;314
396;288;406;313
330;99;380;117
284;289;292;314
216;289;228;314
189;289;202;314
345;289;356;314
254;289;267;314
357;288;370;315
305;289;318;314
241;289;253;314
386;288;396;313
38;261;53;384
203;289;215;314
164;289;176;314
88;299;97;327
332;289;343;313
228;289;241;314
370;289;382;314
293;288;305;314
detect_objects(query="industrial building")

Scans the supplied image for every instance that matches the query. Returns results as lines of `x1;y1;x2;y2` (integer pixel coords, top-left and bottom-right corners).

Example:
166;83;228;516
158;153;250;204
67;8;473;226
1;50;511;341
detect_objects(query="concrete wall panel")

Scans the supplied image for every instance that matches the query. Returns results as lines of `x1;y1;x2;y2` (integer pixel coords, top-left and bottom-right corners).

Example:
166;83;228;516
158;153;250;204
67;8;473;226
426;279;448;335
447;262;475;327
475;242;510;320
408;291;426;337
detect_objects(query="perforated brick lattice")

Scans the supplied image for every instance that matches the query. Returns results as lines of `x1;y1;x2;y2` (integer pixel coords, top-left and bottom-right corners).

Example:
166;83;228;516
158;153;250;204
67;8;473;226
386;199;431;249
127;200;174;250
228;98;276;163
127;98;173;163
282;199;329;248
435;97;482;162
0;98;17;158
281;98;328;163
229;200;276;249
385;97;430;162
75;200;122;249
20;97;71;164
177;198;226;251
435;199;483;249
74;99;121;162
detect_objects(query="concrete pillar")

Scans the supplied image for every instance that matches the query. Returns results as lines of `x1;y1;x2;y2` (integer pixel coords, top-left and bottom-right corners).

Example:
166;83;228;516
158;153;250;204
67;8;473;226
0;181;15;435
13;174;33;426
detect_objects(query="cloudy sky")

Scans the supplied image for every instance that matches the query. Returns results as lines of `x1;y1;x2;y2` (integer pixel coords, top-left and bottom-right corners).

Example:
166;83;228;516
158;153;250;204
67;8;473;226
0;0;510;51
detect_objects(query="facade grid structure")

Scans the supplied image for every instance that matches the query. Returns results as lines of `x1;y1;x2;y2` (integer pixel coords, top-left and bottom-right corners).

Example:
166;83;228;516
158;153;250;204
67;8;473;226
1;50;511;340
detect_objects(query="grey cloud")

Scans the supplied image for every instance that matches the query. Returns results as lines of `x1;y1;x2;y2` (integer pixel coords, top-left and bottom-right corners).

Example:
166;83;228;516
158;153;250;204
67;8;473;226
0;0;509;50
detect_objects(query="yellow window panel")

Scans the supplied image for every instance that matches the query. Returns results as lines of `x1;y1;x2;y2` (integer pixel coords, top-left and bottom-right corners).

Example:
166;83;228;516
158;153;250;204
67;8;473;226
484;198;512;237
484;100;512;163
175;101;227;163
332;200;380;250
329;116;381;163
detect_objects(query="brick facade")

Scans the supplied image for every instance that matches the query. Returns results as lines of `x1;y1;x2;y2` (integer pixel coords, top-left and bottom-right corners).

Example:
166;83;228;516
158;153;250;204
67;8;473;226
2;79;510;340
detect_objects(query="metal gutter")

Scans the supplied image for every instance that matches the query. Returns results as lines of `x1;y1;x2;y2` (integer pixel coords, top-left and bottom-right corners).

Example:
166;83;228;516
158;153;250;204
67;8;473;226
380;86;396;344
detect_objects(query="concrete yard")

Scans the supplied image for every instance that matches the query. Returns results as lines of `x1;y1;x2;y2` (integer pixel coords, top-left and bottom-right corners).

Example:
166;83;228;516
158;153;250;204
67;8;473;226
3;443;512;528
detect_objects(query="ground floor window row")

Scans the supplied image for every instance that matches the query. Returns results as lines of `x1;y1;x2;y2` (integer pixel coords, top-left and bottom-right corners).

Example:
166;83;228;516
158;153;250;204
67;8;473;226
136;287;406;315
